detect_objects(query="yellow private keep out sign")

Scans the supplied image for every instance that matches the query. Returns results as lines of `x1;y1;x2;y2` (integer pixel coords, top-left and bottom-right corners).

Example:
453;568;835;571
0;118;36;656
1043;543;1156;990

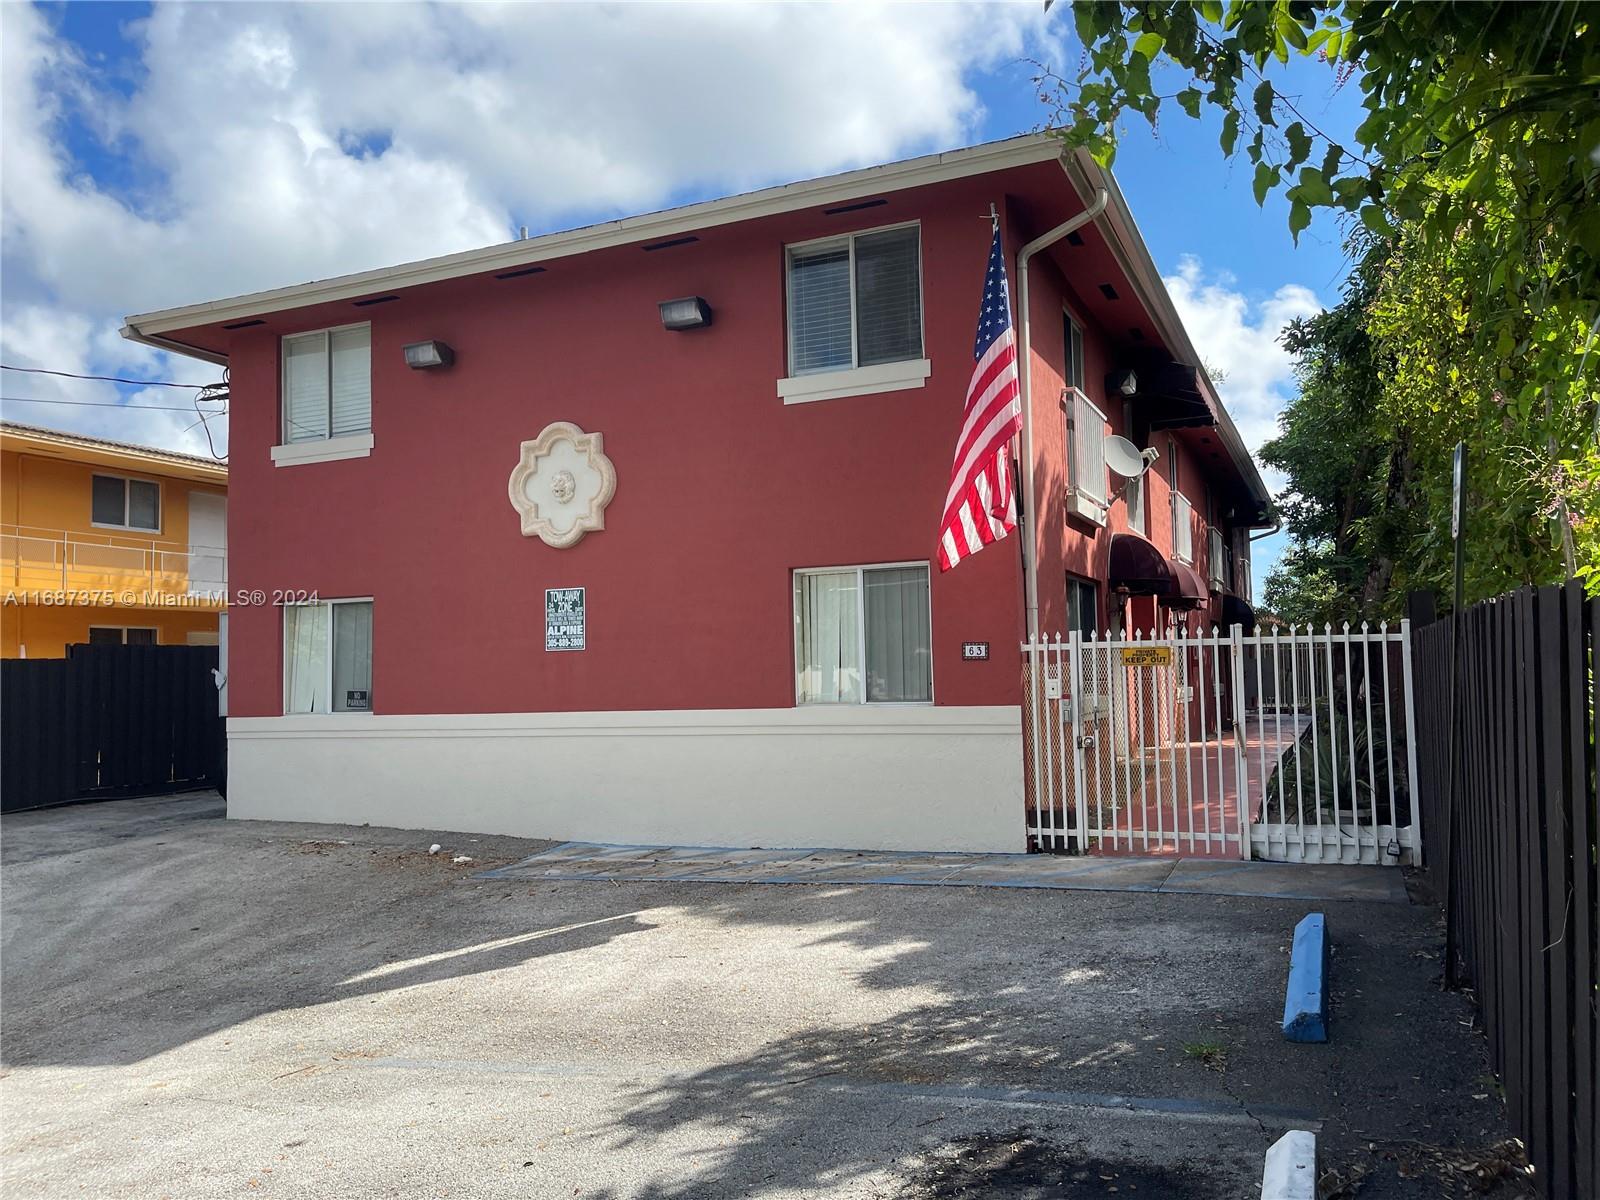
1121;646;1174;667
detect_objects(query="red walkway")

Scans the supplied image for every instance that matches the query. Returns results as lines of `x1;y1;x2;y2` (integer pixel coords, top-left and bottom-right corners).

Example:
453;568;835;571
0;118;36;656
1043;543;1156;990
1091;715;1309;859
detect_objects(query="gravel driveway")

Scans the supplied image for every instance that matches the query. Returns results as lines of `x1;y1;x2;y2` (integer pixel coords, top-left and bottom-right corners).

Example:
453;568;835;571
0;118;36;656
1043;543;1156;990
1;794;1523;1198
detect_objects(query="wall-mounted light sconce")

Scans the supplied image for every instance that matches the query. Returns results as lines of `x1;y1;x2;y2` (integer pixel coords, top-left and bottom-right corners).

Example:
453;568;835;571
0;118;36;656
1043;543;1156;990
403;340;455;369
658;296;712;331
1108;368;1139;396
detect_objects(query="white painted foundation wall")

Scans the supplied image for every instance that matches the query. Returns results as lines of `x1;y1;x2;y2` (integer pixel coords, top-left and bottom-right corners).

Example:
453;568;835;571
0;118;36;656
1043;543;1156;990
227;705;1025;853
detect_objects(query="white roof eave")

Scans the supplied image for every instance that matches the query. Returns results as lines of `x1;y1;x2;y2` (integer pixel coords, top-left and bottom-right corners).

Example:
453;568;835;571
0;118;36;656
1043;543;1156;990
1059;149;1271;516
121;132;1269;517
121;135;1066;343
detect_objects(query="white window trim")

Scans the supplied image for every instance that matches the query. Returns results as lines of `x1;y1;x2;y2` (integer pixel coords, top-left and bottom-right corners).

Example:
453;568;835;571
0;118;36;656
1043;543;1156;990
88;625;159;644
1207;526;1228;591
271;432;375;467
90;473;162;534
276;321;372;459
1125;470;1146;534
1063;388;1109;526
793;559;934;707
780;220;926;397
1173;491;1195;565
1065;575;1113;717
777;357;932;405
282;597;374;717
1064;307;1086;393
1065;574;1100;635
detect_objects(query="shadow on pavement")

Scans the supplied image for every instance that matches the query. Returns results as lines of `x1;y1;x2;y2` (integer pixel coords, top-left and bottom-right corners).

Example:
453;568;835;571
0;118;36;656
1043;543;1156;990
1;794;1530;1198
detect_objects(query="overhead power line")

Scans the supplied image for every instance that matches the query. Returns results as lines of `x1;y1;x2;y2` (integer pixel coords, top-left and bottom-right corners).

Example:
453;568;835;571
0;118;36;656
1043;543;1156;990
0;364;217;389
0;394;227;413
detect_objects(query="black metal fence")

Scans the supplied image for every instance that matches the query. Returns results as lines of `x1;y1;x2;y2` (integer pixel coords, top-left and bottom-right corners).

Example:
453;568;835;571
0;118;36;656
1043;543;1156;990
1;643;224;813
1413;582;1597;1199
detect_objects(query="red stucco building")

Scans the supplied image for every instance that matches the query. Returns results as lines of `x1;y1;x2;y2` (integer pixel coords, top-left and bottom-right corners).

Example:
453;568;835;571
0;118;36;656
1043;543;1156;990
124;135;1269;852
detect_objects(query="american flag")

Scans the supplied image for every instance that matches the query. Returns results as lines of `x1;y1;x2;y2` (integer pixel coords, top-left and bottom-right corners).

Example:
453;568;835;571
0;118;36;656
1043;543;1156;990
938;226;1022;571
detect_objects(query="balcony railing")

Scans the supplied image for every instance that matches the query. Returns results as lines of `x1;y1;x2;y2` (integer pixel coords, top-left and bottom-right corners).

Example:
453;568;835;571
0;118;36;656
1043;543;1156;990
1;524;226;605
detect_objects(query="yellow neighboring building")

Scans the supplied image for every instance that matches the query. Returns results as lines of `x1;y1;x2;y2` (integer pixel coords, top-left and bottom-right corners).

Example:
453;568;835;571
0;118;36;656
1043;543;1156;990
1;422;226;658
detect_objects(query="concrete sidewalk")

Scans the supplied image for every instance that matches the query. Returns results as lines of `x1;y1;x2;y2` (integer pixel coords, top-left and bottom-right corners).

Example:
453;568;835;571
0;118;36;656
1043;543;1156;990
479;841;1411;903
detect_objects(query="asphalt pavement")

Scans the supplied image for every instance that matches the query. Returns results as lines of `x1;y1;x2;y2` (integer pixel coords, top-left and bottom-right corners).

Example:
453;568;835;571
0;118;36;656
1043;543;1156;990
0;794;1526;1198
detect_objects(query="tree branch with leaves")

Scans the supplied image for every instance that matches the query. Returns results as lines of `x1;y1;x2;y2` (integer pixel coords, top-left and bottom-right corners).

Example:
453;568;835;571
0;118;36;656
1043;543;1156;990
1042;0;1599;599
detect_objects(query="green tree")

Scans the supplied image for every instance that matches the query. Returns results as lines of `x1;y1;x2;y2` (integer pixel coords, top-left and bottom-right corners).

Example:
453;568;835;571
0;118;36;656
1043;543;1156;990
1042;0;1600;599
1260;231;1591;620
1256;248;1409;624
1366;223;1596;598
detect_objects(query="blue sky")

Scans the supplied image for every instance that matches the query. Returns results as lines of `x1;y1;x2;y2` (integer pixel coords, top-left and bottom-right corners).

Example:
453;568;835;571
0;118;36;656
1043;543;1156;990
2;2;1370;597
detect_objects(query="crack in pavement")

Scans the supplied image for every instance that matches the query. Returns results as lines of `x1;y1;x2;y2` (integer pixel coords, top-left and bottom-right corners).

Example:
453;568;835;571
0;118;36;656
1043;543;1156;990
358;1055;1325;1130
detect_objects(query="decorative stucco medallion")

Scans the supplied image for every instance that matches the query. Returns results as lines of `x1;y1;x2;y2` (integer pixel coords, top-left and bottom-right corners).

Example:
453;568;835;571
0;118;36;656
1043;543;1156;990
507;422;616;548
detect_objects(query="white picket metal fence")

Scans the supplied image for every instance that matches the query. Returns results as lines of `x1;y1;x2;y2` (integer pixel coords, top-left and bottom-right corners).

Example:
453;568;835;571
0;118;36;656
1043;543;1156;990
1021;621;1422;866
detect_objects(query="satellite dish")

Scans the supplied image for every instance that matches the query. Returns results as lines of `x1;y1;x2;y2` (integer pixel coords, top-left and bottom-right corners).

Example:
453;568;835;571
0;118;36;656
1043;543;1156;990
1104;435;1154;478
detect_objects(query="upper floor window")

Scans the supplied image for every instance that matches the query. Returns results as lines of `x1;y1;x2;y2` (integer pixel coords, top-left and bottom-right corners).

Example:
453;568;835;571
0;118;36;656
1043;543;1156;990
794;563;931;704
1173;491;1195;564
1207;527;1229;591
92;474;160;532
282;324;371;444
1124;466;1145;533
1064;311;1085;392
786;225;922;376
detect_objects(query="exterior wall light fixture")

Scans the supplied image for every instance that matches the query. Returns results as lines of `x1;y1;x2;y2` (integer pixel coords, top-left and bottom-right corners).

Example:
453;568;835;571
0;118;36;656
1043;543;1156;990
403;340;455;369
658;297;712;330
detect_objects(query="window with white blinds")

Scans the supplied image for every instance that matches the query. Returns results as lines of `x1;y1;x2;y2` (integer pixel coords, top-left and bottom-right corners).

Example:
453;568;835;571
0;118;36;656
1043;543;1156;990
786;225;922;376
787;245;853;374
1173;491;1195;564
282;325;371;444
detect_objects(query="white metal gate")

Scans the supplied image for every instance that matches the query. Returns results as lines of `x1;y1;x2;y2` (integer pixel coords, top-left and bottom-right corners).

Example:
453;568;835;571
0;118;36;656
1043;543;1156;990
1022;621;1422;866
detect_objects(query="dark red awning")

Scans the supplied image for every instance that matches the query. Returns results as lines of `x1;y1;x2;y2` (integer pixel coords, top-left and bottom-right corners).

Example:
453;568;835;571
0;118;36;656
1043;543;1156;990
1165;561;1207;610
1219;593;1256;631
1107;533;1175;597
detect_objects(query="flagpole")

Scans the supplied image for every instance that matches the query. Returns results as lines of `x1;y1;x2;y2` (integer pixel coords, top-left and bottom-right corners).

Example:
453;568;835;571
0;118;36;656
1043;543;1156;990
1013;184;1109;641
986;206;1032;634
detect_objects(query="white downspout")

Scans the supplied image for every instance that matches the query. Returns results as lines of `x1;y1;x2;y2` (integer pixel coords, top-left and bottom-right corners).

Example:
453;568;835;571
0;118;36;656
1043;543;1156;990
1016;185;1110;641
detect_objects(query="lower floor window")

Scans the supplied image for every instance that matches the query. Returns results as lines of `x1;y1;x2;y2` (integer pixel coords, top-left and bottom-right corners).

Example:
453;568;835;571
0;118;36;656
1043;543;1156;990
88;626;157;646
794;563;931;704
1067;576;1099;636
284;600;373;714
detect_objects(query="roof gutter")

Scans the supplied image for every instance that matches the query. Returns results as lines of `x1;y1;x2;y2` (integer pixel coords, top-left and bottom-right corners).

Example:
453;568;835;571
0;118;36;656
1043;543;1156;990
1057;150;1274;526
1016;179;1110;642
119;326;230;368
1250;515;1282;542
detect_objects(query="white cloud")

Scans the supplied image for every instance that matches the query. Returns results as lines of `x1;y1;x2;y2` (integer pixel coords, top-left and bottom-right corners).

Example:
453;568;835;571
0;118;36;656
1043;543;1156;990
1;1;1055;455
0;305;228;457
1163;255;1321;483
1162;255;1322;599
